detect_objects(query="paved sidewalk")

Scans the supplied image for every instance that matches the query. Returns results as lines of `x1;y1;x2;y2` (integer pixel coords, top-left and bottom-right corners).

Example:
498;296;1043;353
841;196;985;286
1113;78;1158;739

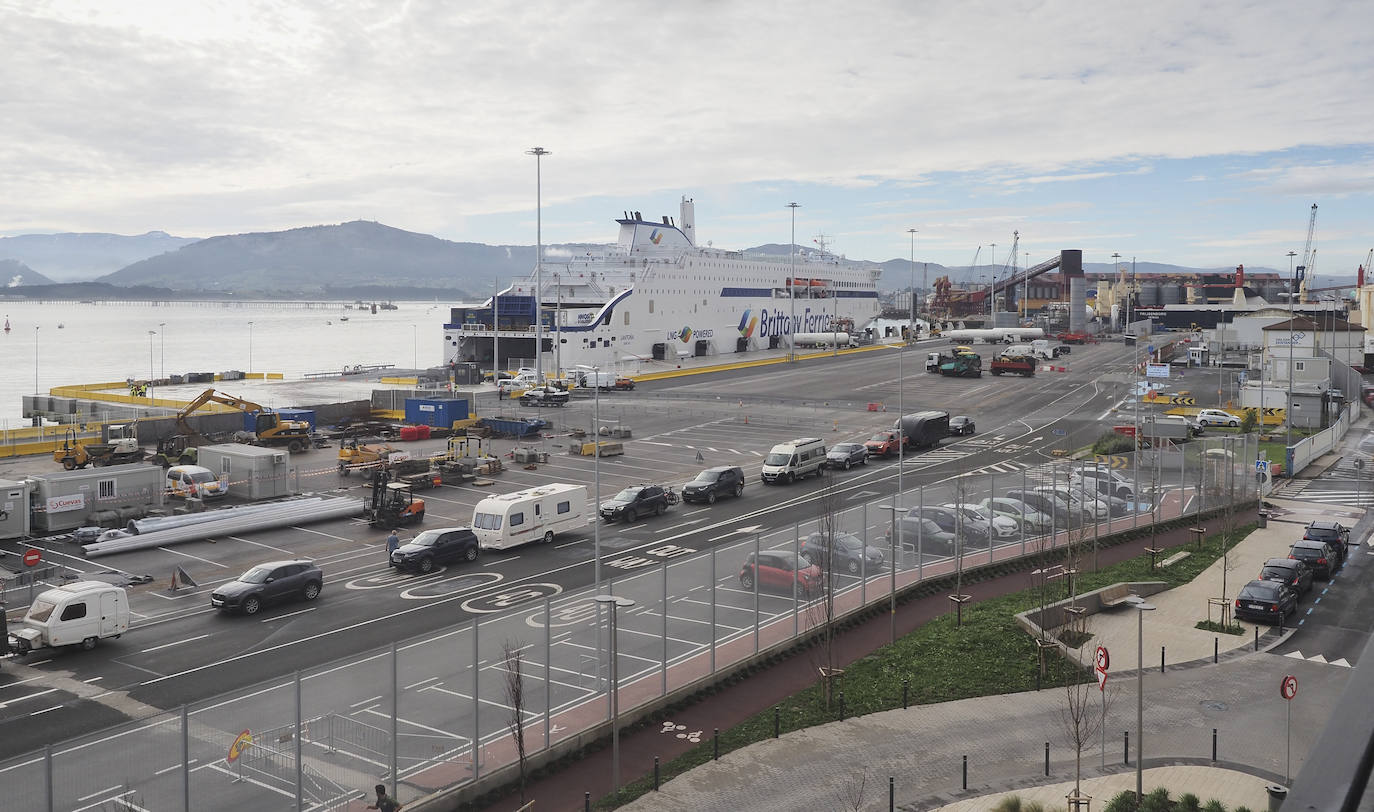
930;765;1271;811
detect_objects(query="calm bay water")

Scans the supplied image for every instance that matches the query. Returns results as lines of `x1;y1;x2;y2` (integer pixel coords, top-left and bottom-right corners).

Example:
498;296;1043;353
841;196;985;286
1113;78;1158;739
0;300;453;424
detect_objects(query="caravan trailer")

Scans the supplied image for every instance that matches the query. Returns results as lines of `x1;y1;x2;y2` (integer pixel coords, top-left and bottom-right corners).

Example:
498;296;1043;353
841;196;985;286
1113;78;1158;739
472;483;587;550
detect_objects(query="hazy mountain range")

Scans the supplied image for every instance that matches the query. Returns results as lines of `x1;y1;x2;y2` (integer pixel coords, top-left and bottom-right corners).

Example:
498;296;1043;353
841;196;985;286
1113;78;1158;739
0;222;1341;299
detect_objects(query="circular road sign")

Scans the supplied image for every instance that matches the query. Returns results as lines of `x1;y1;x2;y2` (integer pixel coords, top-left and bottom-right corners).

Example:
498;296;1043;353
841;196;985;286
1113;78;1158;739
1280;675;1298;701
1094;646;1110;672
226;730;253;764
22;548;41;567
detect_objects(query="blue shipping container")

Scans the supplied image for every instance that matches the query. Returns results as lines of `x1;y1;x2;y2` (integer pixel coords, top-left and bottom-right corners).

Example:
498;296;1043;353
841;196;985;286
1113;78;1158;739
243;408;317;432
405;398;469;428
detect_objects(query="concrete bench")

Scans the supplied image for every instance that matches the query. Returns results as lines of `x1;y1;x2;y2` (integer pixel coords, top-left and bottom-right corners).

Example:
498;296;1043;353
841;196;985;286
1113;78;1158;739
1098;583;1134;608
1159;551;1191;568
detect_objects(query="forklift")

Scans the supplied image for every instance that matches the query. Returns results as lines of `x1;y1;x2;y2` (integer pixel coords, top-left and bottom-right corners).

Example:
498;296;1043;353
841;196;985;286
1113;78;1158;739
366;470;426;529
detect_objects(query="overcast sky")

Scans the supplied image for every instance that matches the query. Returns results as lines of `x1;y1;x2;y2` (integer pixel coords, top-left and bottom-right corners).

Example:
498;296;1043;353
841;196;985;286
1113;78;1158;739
4;0;1374;275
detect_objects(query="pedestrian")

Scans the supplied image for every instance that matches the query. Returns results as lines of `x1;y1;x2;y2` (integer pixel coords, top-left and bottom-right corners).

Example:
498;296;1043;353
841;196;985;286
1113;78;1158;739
366;783;402;812
386;530;400;560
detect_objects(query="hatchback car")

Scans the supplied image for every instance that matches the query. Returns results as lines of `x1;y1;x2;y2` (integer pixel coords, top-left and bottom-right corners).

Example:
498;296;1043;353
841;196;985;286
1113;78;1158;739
1302;521;1349;566
864;431;905;457
1004;490;1074;528
739;551;821;594
885;515;957;557
1288;539;1338;580
801;532;885;575
391;527;479;573
825;443;868;470
682;466;745;504
211;560;323;615
1258;557;1314;597
914;505;992;544
942;504;1018;540
1233;579;1297;624
979;497;1053;534
949;416;976;436
1196;408;1241;427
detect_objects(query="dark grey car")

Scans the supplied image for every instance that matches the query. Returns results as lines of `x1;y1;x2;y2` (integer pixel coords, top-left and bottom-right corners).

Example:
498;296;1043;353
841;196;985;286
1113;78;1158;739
211;560;323;615
682;466;745;504
391;527;479;573
825;443;868;470
801;532;885;575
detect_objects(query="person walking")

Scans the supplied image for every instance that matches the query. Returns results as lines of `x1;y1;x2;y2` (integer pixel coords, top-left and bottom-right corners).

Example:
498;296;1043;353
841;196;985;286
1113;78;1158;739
386;530;400;562
366;783;402;811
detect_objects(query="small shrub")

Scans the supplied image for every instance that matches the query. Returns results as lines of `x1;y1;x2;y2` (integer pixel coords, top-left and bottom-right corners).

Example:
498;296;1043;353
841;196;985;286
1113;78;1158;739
1140;788;1171;812
1093;432;1136;455
1203;802;1226;812
991;798;1023;812
1240;408;1258;434
1178;793;1202;812
1104;791;1138;812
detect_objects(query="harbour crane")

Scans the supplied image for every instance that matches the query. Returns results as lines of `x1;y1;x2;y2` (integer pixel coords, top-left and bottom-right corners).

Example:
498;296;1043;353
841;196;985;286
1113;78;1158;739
1296;202;1317;289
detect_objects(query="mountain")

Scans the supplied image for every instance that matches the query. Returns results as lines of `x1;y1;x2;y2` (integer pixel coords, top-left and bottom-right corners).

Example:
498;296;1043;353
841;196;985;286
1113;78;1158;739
98;221;536;297
0;259;56;287
0;231;198;281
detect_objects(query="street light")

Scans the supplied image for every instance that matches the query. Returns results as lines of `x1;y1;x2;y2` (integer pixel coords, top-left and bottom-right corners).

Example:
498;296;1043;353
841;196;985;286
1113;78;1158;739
908;228;919;333
577;364;604;592
159;322;166;378
989;243;997;319
527;146;551;383
33;326;40;397
1286;251;1297;452
247;321;254;376
1112;253;1122;331
148;330;157;403
411;324;417;370
1126;596;1156;801
788;203;801;361
595;594;636;793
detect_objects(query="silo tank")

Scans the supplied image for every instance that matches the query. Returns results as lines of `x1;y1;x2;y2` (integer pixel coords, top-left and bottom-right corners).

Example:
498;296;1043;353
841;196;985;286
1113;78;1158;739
1160;284;1184;305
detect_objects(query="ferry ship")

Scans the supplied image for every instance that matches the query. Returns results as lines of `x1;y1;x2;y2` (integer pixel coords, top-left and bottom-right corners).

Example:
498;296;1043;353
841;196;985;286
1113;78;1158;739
442;197;882;376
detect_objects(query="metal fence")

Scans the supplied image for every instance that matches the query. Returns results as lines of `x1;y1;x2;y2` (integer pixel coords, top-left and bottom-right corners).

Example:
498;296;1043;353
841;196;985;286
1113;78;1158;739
0;434;1261;812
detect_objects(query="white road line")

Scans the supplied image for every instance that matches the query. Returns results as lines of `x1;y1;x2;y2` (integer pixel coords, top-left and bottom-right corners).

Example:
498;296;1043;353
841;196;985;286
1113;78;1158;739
29;706;62;716
405;676;441;690
154;759;197;776
360;706;472;742
156;547;231;568
225;535;294;554
78;785;124;802
0;688;59;708
140;634;210;654
261;607;317;622
82;676;103;683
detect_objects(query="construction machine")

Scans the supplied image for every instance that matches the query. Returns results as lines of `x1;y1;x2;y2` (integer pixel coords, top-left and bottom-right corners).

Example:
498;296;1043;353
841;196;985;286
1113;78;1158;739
150;434;199;468
174;389;314;453
366;470;425;529
338;430;402;476
52;424;147;470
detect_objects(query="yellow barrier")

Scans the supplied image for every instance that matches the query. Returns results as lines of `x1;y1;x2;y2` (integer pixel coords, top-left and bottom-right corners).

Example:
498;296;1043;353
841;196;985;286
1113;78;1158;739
634;342;889;383
381;376;420;385
371;409;406;420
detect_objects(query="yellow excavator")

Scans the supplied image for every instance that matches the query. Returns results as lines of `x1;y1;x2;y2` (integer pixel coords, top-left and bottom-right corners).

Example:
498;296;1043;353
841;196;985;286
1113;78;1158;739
170;388;314;453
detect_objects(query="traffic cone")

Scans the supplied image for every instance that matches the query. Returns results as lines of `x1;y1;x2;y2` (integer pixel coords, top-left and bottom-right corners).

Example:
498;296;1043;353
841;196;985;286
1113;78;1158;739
833;420;838;432
168;570;179;592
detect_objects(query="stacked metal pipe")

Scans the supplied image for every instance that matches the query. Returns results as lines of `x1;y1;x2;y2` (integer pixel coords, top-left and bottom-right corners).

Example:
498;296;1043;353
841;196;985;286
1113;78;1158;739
85;497;365;558
125;498;337;535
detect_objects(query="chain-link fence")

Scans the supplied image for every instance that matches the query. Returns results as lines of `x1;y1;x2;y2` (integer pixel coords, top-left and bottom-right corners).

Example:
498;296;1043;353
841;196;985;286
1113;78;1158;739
0;434;1260;812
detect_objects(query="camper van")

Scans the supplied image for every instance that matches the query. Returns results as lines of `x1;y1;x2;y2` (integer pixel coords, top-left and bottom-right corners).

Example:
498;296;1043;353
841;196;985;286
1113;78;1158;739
761;438;828;484
472;483;587;550
8;582;130;653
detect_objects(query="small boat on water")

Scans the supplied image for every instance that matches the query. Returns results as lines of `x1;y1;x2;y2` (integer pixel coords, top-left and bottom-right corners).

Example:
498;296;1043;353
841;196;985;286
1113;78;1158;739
3;316;9;333
57;323;65;329
339;316;349;322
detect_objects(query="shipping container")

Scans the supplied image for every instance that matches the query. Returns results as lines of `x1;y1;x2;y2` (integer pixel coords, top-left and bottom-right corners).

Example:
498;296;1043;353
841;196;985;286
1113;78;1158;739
29;465;166;533
404;398;470;428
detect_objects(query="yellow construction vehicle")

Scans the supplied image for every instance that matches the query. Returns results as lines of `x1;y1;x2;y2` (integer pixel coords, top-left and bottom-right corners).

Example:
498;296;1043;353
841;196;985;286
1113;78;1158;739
173;389;314;453
338;436;401;476
52;425;146;470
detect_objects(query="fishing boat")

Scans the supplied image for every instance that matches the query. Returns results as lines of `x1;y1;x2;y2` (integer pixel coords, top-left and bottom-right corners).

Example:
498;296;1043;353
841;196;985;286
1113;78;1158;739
442;197;881;373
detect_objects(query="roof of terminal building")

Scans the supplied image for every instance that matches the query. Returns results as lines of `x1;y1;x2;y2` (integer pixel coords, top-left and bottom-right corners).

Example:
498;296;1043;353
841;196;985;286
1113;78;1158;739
1261;316;1366;332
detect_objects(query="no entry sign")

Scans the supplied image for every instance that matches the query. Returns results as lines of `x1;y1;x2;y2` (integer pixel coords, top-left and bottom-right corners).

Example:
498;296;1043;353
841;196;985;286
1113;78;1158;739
22;548;41;567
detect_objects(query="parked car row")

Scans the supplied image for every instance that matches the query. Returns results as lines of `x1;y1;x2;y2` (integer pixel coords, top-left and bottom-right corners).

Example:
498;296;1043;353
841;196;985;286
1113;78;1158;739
1234;520;1351;624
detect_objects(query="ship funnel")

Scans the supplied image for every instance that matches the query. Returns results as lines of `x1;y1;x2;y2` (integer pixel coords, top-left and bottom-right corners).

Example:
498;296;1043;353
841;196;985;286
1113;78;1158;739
680;197;696;246
1235;264;1244;289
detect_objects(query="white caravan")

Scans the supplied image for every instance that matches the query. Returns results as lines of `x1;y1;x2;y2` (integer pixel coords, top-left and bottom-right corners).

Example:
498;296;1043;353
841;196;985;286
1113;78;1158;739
472;483;587;550
9;582;130;653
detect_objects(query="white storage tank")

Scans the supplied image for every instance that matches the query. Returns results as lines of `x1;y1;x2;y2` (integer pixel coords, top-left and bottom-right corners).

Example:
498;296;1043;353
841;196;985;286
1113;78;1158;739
196;444;295;501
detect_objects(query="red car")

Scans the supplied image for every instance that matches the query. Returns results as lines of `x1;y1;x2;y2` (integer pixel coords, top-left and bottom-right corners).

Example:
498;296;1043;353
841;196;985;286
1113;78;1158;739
739;551;822;594
864;430;906;457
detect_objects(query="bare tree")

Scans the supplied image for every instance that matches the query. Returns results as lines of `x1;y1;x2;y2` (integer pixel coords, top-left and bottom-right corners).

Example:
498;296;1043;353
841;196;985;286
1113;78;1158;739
502;640;529;804
834;769;869;811
805;472;843;711
949;476;974;626
1059;634;1112;806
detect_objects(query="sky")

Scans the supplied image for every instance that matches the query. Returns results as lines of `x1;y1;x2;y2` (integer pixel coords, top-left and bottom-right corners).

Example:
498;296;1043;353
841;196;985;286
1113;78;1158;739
4;0;1374;277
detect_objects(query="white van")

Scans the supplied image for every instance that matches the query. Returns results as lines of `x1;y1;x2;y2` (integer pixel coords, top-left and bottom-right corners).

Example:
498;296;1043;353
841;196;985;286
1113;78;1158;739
761;438;827;484
9;582;130;653
166;464;228;500
472;483;587;550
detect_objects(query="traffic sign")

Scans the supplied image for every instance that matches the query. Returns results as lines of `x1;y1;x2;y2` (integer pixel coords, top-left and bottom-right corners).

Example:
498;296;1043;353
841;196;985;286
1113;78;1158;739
1095;645;1110;690
1052;428;1067;436
227;730;253;764
1093;454;1130;470
1147;344;1155;354
22;548;40;567
1255;460;1270;474
1280;674;1298;701
1167;396;1196;406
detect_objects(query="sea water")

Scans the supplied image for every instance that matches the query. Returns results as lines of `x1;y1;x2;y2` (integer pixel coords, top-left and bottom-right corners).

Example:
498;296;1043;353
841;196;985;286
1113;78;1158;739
0;300;453;424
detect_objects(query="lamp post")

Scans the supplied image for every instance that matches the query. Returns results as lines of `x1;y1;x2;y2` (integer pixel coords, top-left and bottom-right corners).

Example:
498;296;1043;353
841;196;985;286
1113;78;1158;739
788;203;801;361
411;324;417;370
492;277;500;382
527;146;551;383
595;594;636;793
247;321;254;376
1126;596;1156;800
148;330;157;402
908;228;919;334
989;243;997;319
1112;253;1122;331
159;322;166;378
33;326;40;397
1287;251;1297;451
578;365;604;592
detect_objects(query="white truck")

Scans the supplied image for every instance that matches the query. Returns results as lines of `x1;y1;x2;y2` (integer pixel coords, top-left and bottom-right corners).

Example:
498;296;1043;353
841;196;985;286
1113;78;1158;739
7;582;130;654
471;483;587;549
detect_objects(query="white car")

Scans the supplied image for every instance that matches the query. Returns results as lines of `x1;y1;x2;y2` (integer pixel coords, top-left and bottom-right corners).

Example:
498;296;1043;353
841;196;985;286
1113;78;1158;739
943;503;1019;539
1196;408;1241;427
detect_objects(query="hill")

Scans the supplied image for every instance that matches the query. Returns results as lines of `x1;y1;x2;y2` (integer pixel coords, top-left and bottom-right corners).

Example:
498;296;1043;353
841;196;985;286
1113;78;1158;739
1;259;57;287
98;221;535;297
0;231;197;281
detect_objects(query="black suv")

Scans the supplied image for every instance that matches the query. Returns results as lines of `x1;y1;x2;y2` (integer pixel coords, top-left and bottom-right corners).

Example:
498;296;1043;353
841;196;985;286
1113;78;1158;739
1302;521;1349;567
682;466;745;504
1288;539;1338;580
391;527;480;573
914;505;992;544
801;532;886;574
211;560;323;615
600;485;668;522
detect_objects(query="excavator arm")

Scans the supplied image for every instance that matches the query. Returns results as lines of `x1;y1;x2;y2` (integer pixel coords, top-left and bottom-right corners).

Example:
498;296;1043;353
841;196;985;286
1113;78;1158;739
174;389;270;439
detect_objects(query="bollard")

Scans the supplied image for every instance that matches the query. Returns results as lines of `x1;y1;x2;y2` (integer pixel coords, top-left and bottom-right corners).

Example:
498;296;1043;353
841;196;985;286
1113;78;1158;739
1035;669;1041;691
902;678;909;709
1161;646;1165;673
1214;637;1219;664
1212;728;1218;762
1124;731;1130;765
1045;741;1050;776
585;791;591;812
713;728;719;760
962;755;967;790
889;776;895;811
654;755;660;790
838;691;846;721
1255;625;1260;651
774;706;780;739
